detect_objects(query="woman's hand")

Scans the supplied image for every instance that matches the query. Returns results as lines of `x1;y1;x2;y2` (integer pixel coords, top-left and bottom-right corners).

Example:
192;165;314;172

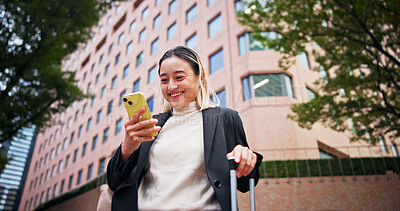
226;145;257;178
121;107;161;161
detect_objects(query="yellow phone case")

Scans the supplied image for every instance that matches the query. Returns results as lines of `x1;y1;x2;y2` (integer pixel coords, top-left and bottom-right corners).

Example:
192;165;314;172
122;92;158;137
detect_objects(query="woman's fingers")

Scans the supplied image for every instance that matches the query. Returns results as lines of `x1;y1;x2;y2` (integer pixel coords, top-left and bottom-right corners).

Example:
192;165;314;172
125;118;158;132
227;145;256;178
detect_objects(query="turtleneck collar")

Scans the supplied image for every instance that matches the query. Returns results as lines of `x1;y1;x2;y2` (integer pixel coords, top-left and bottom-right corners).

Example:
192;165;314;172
172;101;200;116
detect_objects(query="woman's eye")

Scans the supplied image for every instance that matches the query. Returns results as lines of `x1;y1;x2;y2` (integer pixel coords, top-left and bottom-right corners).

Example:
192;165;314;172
176;76;184;80
160;79;168;83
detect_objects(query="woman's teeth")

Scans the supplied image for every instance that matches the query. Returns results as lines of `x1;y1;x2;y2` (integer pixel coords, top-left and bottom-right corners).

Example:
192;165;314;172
171;92;182;97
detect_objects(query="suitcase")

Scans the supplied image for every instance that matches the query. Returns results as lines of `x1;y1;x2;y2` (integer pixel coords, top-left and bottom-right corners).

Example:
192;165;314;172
228;156;256;211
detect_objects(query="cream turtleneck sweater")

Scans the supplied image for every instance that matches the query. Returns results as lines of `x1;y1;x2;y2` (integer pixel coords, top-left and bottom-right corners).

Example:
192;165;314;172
137;102;221;210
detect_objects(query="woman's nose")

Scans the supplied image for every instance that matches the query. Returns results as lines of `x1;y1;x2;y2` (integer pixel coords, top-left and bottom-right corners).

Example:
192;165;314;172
168;82;178;90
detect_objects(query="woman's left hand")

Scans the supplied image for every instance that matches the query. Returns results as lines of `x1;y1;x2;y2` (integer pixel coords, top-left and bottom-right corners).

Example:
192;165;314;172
226;145;257;178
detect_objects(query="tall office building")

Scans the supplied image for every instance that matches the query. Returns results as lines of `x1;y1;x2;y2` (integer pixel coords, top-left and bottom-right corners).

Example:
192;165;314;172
19;0;398;210
0;127;36;211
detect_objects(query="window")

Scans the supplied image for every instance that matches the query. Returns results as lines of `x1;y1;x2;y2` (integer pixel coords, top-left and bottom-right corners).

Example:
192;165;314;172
186;4;197;24
116;118;123;134
99;54;103;64
65;155;70;168
51;164;56;177
151;38;159;54
238;32;280;55
108;44;113;55
83;72;87;81
153;13;161;29
45;169;50;181
215;89;226;107
82;143;87;157
115;53;120;65
40;191;45;203
147;97;154;112
70;132;74;143
133;79;140;92
87;118;92;131
142;7;149;20
50;148;55;160
68;175;73;190
120;90;126;105
63;138;68;150
98;158;106;174
156;0;162;6
91;64;95;73
392;142;399;157
208;0;217;6
77;170;83;185
208;14;222;38
97;109;102;123
78;125;83;137
167;22;177;40
148;65;157;83
209;49;224;73
83;103;87;114
235;0;243;12
139;28;146;43
129;20;136;32
58;160;63;173
112;76;117;89
299;52;311;69
123;65;130;78
75;111;79;122
103;128;109;143
169;0;178;14
73;149;78;162
186;33;197;49
46;187;51;201
242;73;294;101
126;41;133;55
379;135;388;153
136;52;143;67
108;100;113;114
87;164;93;180
91;96;96;107
306;88;316;101
101;86;106;98
105;64;110;75
60;180;65;194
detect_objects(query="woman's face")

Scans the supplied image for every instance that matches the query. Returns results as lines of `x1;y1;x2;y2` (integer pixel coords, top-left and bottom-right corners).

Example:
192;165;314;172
159;56;200;109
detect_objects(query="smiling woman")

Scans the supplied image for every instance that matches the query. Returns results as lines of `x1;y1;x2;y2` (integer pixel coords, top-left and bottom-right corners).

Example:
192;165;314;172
106;46;263;211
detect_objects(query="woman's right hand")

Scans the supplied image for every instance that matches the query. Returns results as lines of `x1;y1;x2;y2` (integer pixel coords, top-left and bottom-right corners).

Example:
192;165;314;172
121;107;161;162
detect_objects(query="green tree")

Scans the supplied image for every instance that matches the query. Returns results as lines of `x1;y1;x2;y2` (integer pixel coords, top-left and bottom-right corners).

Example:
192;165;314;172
0;0;124;161
237;0;400;144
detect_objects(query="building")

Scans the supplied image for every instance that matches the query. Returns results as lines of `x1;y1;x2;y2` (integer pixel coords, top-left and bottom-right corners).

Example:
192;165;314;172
19;0;399;210
0;127;36;211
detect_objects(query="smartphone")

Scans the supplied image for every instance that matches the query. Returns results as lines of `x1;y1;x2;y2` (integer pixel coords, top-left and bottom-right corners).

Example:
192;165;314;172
122;92;158;137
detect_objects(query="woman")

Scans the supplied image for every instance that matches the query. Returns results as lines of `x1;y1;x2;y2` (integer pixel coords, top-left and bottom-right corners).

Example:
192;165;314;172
107;46;263;211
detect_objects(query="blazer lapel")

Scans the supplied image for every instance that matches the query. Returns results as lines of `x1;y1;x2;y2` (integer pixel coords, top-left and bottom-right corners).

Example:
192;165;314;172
202;107;220;165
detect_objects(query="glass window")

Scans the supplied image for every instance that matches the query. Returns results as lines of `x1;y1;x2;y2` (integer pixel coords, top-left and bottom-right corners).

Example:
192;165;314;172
70;132;74;143
139;28;146;43
83;103;87;114
134;79;140;92
78;125;83;137
186;4;197;24
208;14;222;38
392;143;399;157
116;119;123;134
56;144;61;155
235;0;243;12
101;86;106;98
87;118;92;131
136;52;143;67
147;97;154;112
118;32;124;45
169;0;178;14
97;109;102;123
95;74;100;85
142;7;149;20
73;149;78;162
98;158;105;174
82;143;87;157
92;136;97;150
68;175;73;190
83;72;87;81
151;38;159;54
115;53;120;65
306;88;315;101
60;180;65;194
126;41;133;55
103;128;109;143
238;34;248;55
299;52;311;69
108;100;113;114
123;64;129;78
120;90;126;105
112;76;117;89
167;22;177;40
108;44;113;55
99;54;103;64
77;170;83;185
156;0;163;6
91;63;95;73
53;184;58;197
58;160;63;173
50;148;55;160
129;20;136;32
91;96;96;107
153;13;161;29
217;89;226;107
51;165;56;177
148;65;157;84
242;73;294;101
208;0;217;6
105;64;110;75
63;138;68;150
209;49;224;74
186;33;197;49
65;155;70;168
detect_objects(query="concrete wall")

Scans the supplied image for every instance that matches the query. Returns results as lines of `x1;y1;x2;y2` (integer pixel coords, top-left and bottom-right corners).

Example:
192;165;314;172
44;172;400;211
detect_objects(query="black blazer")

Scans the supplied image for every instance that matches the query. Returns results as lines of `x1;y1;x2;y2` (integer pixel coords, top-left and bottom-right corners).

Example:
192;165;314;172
107;107;263;211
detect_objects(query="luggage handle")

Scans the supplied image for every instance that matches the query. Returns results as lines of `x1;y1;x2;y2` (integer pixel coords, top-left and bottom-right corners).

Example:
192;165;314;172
228;156;256;211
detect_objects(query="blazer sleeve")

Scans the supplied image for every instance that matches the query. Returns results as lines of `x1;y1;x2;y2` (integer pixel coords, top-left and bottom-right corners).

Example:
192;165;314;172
231;110;263;193
106;144;141;191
